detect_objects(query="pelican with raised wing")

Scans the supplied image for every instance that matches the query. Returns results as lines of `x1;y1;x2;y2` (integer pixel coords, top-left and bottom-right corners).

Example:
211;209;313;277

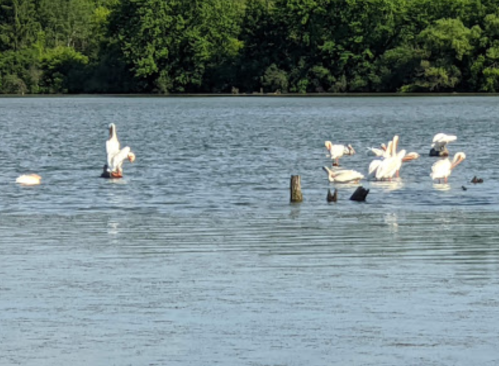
430;152;466;183
103;123;136;178
430;133;457;157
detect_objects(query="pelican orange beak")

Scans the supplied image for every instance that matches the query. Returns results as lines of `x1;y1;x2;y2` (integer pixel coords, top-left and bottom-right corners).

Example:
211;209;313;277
128;152;136;163
349;145;356;154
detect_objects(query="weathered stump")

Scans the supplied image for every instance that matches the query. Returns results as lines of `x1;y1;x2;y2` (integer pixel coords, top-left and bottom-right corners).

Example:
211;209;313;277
350;186;369;201
327;189;338;203
290;175;303;203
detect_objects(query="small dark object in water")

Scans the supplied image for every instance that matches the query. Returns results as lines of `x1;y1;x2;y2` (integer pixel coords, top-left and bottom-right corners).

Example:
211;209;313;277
429;147;449;157
101;165;112;178
462;186;467;191
350;186;369;201
471;176;484;184
327;189;338;203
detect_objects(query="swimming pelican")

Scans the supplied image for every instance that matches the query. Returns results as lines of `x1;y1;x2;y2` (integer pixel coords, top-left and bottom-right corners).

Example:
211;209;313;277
367;143;387;157
323;166;364;183
325;141;355;166
103;123;136;178
16;174;42;185
402;152;420;162
430;152;466;183
430;133;457;157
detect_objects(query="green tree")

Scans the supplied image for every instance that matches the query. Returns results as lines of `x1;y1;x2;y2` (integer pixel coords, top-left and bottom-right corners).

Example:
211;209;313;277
0;0;40;51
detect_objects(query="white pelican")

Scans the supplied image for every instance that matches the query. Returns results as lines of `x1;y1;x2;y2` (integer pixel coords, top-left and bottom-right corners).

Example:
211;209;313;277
16;174;42;185
325;141;355;166
430;133;457;157
430;152;466;183
402;152;420;162
367;138;395;177
368;159;383;177
375;149;406;181
323;166;364;183
367;143;387;157
104;123;136;178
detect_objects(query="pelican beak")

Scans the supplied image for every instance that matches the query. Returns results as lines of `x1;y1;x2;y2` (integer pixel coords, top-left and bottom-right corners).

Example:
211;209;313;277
128;152;136;163
349;146;356;155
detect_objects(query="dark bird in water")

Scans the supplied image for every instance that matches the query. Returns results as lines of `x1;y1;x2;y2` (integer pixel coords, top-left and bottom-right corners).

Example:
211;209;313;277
327;189;338;202
462;186;467;191
471;176;484;184
350;186;369;201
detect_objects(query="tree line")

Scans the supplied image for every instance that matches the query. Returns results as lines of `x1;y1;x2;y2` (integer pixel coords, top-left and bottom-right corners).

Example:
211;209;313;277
2;0;499;94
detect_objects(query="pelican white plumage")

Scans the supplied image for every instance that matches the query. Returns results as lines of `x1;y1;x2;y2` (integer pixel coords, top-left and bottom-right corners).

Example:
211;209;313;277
322;166;364;183
368;160;383;177
367;138;395;177
104;123;136;178
367;143;387;157
402;152;420;162
375;149;406;180
16;174;42;185
325;141;355;166
430;133;457;157
343;144;356;156
430;152;466;183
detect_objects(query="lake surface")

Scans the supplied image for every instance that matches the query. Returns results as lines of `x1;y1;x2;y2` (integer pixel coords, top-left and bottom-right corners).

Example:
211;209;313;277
1;96;499;365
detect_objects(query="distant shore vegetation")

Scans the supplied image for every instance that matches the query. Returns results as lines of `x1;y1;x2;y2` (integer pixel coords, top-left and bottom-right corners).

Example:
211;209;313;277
2;0;499;94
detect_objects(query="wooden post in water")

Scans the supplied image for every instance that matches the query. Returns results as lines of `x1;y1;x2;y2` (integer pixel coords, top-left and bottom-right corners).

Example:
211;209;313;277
290;175;303;203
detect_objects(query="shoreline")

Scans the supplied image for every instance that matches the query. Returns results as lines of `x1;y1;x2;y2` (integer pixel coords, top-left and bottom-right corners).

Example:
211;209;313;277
2;92;499;98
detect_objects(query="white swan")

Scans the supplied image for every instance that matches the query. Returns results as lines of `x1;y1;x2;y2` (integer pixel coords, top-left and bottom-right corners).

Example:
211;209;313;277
325;141;355;166
430;152;466;183
104;123;136;178
323;166;364;183
16;174;42;185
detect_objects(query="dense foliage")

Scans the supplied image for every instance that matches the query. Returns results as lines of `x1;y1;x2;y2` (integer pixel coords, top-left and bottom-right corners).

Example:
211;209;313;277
2;0;499;93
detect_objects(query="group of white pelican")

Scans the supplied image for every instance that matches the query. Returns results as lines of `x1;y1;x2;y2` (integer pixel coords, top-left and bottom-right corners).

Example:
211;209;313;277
323;133;466;184
16;123;135;185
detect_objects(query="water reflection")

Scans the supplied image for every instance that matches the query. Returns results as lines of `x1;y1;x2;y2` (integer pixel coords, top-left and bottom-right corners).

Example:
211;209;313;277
370;179;404;191
433;183;451;191
383;212;399;233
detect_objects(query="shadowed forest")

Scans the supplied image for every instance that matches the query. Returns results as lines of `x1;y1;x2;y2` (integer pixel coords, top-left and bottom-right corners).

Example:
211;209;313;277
2;0;499;94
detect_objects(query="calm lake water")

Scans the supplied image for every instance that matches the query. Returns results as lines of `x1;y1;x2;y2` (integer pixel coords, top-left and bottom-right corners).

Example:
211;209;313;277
1;96;499;365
